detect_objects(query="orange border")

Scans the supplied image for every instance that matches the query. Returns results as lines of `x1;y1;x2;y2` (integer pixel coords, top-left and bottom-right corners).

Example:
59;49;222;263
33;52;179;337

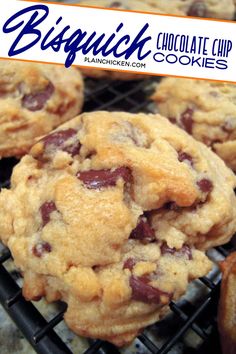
2;0;235;84
2;56;235;84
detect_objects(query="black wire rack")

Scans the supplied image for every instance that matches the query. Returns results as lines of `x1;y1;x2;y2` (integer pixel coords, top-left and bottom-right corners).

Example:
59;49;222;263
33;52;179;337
0;77;235;354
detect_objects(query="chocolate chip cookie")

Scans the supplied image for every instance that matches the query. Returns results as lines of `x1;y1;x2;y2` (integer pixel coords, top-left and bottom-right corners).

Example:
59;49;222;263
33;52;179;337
0;60;84;157
78;0;164;12
148;0;235;20
152;78;236;171
79;0;235;20
1;111;236;345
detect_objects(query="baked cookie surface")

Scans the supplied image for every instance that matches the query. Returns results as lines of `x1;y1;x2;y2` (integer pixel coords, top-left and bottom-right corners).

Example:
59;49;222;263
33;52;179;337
152;78;236;171
77;0;164;12
1;111;236;345
78;0;235;19
0;60;84;157
147;0;235;19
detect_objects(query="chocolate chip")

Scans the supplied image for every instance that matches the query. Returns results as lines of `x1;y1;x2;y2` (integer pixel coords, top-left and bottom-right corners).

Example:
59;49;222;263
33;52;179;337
32;242;52;257
161;242;193;260
130;275;171;304
211;139;222;146
40;201;57;226
77;167;132;189
109;1;130;9
41;128;80;156
160;243;175;256
165;202;180;211
169;117;177;124
209;91;219;98
109;1;122;7
42;129;76;147
178;151;193;166
32;295;43;302
181;245;193;260
187;1;207;17
129;218;155;244
202;136;213;146
123;258;136;271
180;108;194;134
197;178;213;193
22;82;54;111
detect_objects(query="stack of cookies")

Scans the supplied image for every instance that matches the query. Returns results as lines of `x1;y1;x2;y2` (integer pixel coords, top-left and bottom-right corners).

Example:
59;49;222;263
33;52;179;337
0;0;235;352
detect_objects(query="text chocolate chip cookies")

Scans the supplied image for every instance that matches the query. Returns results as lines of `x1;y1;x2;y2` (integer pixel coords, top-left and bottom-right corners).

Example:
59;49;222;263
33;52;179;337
78;0;235;80
152;78;236;171
0;111;236;345
0;60;84;157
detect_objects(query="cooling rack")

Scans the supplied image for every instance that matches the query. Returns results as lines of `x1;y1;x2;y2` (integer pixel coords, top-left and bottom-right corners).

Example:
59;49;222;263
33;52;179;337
0;77;235;354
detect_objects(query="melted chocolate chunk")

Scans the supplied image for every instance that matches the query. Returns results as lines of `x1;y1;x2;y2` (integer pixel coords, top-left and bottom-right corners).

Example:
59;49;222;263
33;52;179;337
203;137;222;148
42;128;76;146
32;242;52;257
187;1;207;17
40;201;57;226
161;242;193;260
109;1;122;7
31;295;43;302
123;258;136;271
197;178;213;193
169;117;177;124
130;275;171;304
129;218;155;244
181;245;193;260
77;167;132;189
42;128;80;156
109;1;130;9
178;151;193;166
180;108;194;134
22;82;54;111
161;243;175;256
165;202;180;211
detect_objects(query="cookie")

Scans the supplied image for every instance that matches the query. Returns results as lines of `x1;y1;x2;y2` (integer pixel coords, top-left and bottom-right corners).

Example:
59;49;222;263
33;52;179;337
0;111;235;345
77;0;165;80
219;252;236;354
0;60;84;157
151;78;236;171
147;0;235;20
78;0;164;13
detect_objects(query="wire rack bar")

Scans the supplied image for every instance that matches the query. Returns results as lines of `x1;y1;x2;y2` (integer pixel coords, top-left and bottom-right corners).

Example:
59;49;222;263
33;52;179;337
158;297;212;354
33;306;67;343
0;248;11;263
0;264;73;354
169;302;207;340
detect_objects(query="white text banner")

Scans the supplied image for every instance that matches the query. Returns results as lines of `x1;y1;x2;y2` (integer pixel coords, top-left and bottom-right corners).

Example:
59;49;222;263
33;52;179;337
0;0;235;82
